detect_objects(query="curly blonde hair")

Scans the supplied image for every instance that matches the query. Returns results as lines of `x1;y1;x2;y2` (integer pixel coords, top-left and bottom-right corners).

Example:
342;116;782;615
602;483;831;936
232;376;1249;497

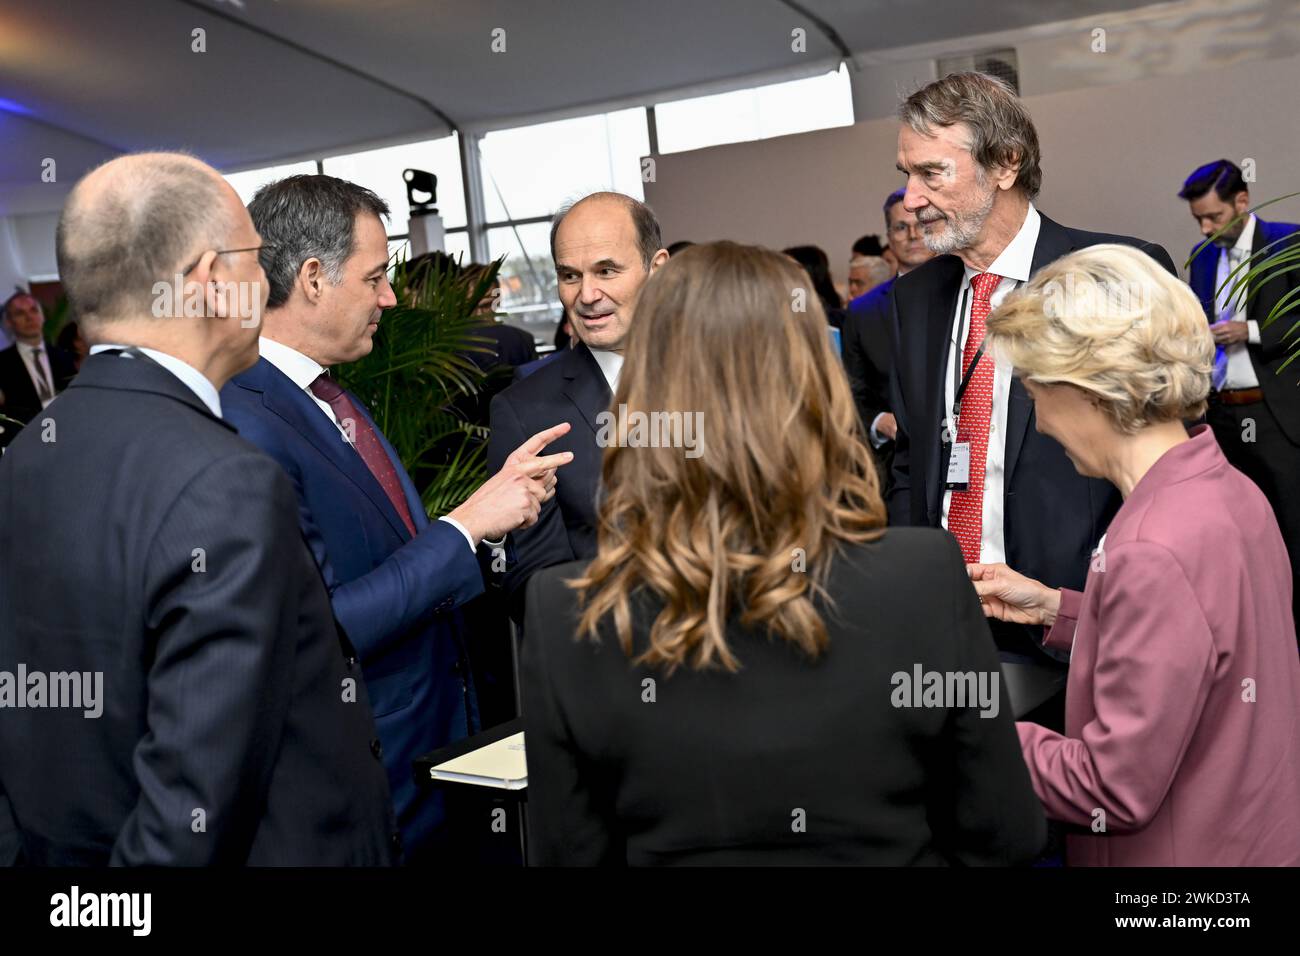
984;244;1214;433
569;241;887;674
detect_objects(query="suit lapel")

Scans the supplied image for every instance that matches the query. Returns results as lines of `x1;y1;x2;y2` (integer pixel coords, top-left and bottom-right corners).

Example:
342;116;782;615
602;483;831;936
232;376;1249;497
562;343;613;436
1246;217;1271;327
1003;215;1075;485
359;398;429;533
923;258;964;521
1188;240;1218;321
250;359;412;541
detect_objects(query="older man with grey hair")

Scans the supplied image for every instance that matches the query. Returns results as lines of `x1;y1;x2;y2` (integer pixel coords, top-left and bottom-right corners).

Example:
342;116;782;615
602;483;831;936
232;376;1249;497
886;72;1176;734
0;151;399;864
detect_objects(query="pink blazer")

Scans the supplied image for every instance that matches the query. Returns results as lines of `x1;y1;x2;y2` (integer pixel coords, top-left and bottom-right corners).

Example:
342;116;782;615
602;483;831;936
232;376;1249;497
1018;425;1300;866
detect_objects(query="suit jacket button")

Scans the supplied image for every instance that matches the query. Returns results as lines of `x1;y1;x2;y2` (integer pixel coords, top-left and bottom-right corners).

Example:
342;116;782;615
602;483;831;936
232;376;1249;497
391;832;403;854
346;656;358;671
370;738;384;760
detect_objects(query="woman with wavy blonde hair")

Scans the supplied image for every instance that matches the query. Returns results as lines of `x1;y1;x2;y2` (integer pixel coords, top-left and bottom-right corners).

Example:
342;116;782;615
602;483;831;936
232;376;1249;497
970;243;1300;866
520;241;1044;866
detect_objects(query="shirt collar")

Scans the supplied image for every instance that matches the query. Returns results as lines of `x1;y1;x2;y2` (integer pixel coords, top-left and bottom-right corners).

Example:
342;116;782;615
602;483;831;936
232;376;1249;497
590;348;623;391
1232;213;1257;254
257;336;327;391
88;343;222;419
963;202;1041;286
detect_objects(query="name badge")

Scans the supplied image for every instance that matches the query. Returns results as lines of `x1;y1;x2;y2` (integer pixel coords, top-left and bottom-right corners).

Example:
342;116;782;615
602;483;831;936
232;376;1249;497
945;441;970;491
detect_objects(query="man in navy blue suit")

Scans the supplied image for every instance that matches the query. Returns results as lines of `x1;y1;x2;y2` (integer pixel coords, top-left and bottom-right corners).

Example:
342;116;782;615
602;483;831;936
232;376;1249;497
1181;159;1300;629
222;175;571;862
841;187;934;484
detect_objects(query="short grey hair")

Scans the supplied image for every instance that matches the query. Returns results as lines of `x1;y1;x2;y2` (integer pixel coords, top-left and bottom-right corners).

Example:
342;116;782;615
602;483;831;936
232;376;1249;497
549;192;663;271
899;71;1042;199
249;174;390;308
56;151;234;327
849;255;893;289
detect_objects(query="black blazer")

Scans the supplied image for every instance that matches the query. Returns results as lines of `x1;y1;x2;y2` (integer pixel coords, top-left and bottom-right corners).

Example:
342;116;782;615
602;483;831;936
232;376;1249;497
0;342;78;448
887;214;1174;641
1187;216;1300;443
521;528;1046;866
842;277;896;433
487;341;609;621
0;352;397;865
842;277;897;482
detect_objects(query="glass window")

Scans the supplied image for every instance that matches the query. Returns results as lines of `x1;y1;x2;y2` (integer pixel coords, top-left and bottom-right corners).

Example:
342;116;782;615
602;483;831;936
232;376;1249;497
323;135;466;235
387;231;472;274
223;161;318;205
487;222;563;346
654;63;854;154
479;108;650;222
443;230;472;266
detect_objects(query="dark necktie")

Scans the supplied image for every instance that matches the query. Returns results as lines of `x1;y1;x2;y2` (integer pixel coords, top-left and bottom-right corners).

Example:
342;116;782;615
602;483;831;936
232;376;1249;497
308;373;417;537
29;346;53;402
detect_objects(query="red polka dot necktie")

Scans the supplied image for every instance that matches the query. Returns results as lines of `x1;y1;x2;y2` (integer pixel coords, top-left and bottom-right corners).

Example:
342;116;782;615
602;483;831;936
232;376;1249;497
947;272;1002;564
309;373;417;537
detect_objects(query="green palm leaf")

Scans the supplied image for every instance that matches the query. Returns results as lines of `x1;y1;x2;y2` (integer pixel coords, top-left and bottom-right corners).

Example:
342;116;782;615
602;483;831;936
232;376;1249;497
336;250;506;518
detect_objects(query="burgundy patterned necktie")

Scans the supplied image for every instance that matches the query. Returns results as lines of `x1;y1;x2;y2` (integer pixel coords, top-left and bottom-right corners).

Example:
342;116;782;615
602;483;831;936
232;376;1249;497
308;373;417;537
947;271;1002;564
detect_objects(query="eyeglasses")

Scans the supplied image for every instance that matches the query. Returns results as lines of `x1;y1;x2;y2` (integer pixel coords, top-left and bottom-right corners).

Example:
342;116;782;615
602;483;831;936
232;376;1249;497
890;223;925;238
181;244;274;277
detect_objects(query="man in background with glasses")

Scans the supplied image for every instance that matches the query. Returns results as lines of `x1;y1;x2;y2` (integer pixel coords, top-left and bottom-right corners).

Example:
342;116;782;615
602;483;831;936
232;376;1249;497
841;187;934;480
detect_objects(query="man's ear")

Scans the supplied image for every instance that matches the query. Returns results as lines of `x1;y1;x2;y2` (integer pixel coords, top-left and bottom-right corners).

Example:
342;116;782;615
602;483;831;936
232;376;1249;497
994;152;1022;192
183;250;220;318
1234;190;1251;216
648;249;670;274
299;257;326;304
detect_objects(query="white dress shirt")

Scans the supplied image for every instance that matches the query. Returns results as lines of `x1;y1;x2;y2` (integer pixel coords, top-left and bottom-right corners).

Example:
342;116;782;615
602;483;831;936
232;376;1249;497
257;336;351;441
88;343;222;418
939;203;1042;565
1216;213;1261;389
17;342;58;409
256;336;480;552
590;348;623;392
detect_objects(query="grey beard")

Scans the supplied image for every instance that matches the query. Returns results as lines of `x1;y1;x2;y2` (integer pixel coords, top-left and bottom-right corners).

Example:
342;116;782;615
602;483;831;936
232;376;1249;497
921;190;996;255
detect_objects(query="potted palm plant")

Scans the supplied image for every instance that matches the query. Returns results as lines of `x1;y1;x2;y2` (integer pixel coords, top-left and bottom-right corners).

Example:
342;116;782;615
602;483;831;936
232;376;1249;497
335;251;504;517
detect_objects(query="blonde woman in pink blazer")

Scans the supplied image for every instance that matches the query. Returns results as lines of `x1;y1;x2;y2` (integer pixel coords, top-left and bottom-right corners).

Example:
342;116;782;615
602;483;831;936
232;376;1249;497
970;244;1300;866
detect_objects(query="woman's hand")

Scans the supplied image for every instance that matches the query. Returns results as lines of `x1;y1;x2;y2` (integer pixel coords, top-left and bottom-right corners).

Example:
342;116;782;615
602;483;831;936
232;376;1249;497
966;562;1061;627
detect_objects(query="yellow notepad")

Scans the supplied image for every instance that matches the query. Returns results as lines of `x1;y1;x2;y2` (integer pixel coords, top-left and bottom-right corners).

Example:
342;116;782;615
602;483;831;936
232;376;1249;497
428;732;527;790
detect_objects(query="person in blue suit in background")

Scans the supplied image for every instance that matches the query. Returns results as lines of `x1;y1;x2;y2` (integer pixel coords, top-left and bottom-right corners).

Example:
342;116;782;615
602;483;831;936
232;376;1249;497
222;175;572;863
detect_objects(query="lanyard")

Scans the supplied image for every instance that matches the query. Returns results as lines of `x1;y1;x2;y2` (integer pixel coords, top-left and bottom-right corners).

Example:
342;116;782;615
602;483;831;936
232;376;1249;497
946;287;988;436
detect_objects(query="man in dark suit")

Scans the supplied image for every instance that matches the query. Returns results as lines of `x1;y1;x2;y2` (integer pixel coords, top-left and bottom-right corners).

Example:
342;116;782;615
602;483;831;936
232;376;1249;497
221;174;569;862
888;73;1176;726
1181;159;1300;629
0;152;398;865
488;192;669;622
0;291;78;448
842;187;935;484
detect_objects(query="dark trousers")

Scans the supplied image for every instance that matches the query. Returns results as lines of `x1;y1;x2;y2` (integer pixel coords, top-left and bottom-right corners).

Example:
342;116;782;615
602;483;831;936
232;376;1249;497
1207;397;1300;638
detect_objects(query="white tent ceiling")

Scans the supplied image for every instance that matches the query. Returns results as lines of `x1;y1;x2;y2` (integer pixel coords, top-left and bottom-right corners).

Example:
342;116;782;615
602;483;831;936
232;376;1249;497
1;0;1152;215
